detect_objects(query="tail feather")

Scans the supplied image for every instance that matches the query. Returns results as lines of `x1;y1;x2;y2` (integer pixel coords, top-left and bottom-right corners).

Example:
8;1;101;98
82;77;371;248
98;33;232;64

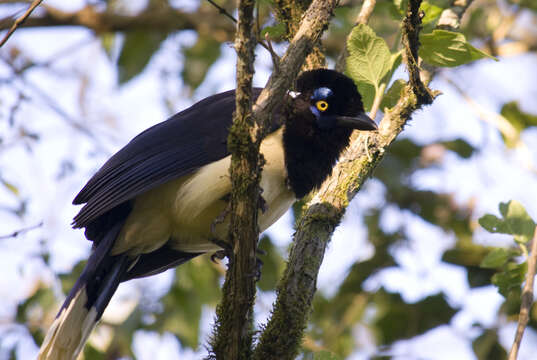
38;223;128;360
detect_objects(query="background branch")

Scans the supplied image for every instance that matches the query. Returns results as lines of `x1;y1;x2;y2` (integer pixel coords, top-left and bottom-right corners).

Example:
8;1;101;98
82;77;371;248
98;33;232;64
508;226;537;360
0;0;42;47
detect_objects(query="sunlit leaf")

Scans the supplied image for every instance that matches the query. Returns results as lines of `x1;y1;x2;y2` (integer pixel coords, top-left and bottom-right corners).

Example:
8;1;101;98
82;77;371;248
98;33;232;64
500;101;537;135
480;248;520;269
479;200;536;244
420;1;443;25
419;30;496;67
346;24;393;90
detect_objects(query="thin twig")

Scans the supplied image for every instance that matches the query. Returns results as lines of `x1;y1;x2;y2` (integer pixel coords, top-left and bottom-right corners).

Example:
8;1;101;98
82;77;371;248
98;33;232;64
0;0;43;47
508;226;537;360
206;0;237;23
0;221;43;240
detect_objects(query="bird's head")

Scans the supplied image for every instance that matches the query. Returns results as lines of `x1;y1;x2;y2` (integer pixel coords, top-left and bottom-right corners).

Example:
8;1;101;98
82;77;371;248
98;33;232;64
289;69;377;132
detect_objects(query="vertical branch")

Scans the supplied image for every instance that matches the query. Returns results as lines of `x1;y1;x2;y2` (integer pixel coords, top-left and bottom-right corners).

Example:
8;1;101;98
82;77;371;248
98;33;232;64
401;0;433;104
210;1;259;359
254;1;437;359
508;226;537;360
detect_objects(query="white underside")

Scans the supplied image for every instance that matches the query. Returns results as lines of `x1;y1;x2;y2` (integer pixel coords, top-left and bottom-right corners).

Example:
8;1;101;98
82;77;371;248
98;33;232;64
111;128;295;255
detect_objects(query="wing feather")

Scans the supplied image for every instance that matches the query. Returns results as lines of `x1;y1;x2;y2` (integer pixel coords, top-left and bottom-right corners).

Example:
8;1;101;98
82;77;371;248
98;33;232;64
73;88;282;229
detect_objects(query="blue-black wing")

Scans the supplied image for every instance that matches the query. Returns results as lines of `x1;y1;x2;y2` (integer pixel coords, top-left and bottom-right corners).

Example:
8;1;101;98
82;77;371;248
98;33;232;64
72;88;282;229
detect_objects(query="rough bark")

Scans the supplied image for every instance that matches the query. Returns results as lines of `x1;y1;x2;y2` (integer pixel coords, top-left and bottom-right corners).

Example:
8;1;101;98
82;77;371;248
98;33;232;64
210;0;258;359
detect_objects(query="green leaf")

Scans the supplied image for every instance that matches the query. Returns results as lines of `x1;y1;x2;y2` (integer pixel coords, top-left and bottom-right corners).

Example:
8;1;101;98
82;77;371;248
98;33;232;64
182;35;222;90
501;101;537;133
99;32;116;60
441;138;475;158
117;31;167;84
346;24;393;90
491;261;527;297
419;30;497;67
261;22;286;39
478;200;536;244
257;235;285;291
313;350;343;360
472;329;508;360
480;248;519;269
357;82;375;112
420;1;443;25
380;79;405;110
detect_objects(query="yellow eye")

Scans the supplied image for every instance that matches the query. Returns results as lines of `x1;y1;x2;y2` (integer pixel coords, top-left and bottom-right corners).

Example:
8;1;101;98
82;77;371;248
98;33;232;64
316;100;329;112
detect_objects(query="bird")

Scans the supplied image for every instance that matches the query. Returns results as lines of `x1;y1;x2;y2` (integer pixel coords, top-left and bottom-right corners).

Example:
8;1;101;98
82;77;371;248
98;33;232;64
37;69;377;359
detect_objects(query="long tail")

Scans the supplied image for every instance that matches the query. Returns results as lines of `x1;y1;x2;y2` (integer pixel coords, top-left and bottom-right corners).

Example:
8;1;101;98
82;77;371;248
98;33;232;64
38;223;128;360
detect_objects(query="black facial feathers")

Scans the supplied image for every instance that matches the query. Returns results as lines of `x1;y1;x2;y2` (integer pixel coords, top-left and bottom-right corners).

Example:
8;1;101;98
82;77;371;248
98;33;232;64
283;69;368;198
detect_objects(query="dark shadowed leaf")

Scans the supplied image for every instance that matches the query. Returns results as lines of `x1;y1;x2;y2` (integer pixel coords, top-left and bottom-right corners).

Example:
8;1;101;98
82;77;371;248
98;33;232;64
374;291;458;345
118;31;167;84
257;235;285;291
472;329;507;360
182;35;222;90
380;79;405;110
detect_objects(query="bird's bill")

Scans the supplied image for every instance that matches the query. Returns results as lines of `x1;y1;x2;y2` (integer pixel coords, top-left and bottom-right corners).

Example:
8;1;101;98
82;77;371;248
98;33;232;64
335;113;378;131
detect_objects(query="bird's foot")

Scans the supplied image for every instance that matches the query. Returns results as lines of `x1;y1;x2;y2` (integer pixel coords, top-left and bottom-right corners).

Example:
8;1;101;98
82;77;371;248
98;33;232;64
209;238;233;264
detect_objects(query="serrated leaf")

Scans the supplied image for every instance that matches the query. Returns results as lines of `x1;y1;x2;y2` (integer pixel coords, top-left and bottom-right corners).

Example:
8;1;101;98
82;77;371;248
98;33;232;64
479;200;536;244
117;31;167;84
480;248;519;269
380;79;405;110
419;30;497;67
346;24;393;90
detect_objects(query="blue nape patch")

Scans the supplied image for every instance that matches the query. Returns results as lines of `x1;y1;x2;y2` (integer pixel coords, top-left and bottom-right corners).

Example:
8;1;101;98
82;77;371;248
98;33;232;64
311;87;333;100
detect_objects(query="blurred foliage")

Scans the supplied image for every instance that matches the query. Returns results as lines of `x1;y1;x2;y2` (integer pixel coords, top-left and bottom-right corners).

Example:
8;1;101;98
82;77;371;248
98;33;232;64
2;0;537;359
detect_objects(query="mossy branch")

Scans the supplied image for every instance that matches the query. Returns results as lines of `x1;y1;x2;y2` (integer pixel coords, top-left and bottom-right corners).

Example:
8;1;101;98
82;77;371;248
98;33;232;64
254;1;440;358
211;0;338;358
210;1;258;359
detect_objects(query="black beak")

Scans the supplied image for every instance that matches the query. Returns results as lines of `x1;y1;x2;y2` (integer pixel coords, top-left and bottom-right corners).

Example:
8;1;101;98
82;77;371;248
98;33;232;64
335;113;377;131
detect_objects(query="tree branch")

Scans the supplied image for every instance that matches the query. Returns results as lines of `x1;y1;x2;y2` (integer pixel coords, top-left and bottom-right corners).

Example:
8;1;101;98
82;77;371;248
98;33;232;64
0;4;235;40
254;1;439;358
0;221;43;240
508;226;537;360
0;0;43;47
210;0;258;358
